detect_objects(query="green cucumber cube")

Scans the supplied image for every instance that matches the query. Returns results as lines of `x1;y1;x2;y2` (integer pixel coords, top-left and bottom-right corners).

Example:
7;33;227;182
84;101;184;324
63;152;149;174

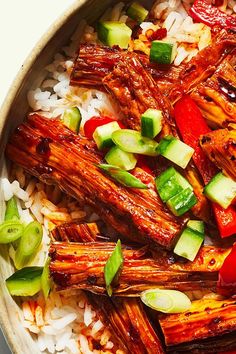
166;188;197;216
127;2;148;23
187;220;205;234
204;172;236;209
62;107;82;133
93;121;120;150
141;109;163;139
174;227;204;261
157;135;194;169
150;40;177;65
105;146;137;171
155;167;192;203
97;21;132;49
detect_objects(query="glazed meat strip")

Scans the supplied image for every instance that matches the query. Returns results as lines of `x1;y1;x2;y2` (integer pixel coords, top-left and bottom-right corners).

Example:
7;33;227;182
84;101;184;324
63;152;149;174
103;54;211;222
51;222;101;242
191;51;236;128
49;241;228;295
88;295;164;354
158;298;236;353
200;128;236;181
169;28;236;103
52;223;164;354
6;114;183;249
70;44;182;93
103;52;176;136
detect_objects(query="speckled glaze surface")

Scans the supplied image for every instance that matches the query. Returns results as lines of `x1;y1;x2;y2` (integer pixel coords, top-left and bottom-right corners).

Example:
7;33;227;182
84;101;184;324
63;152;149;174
0;0;117;352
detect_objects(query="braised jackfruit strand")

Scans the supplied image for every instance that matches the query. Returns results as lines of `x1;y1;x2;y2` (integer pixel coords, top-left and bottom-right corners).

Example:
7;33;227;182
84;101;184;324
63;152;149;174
6;114;182;250
88;295;164;354
159;298;236;352
51;222;100;242
52;223;164;354
103;52;176;136
169;28;236;103
191;51;236;128
70;44;181;94
49;241;230;295
200;128;236;181
103;55;211;222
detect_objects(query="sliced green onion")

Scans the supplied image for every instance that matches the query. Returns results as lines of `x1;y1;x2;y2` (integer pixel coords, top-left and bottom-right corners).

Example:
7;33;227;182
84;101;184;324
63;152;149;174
104;239;123;296
112;129;159;156
98;164;147;189
62;107;82;133
141;289;191;313
15;221;43;269
6;266;43;297
4;197;19;221
0;221;24;244
41;258;52;299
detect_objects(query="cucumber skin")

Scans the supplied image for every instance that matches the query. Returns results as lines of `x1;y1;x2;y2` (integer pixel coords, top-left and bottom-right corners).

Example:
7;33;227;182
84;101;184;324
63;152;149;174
187;220;205;234
157;135;194;169
93;121;120;150
204;172;236;209
167;188;197;216
174;227;204;261
62;107;81;134
150;41;176;65
141;109;163;139
6;266;43;297
155;167;192;203
127;2;148;23
97;21;132;49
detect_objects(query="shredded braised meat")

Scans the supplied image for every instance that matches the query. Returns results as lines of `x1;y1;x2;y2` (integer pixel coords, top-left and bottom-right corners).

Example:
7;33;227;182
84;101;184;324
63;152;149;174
49;241;228;295
6;114;183;249
200;128;236;181
159;297;236;352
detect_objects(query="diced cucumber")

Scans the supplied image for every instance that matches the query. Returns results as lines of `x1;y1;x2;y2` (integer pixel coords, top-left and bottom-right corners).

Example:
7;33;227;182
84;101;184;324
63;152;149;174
93;121;120;150
187;220;205;234
204;172;236;209
166;188;197;216
105;146;137;171
155;167;192;203
157;135;194;169
141;109;163;139
62;107;81;133
174;227;204;261
98;164;147;189
112;129;159;156
97;21;132;49
127;2;148;23
150;40;177;65
6;266;43;297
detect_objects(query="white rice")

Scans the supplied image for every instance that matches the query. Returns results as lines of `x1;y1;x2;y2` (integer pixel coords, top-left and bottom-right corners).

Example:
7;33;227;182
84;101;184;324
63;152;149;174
2;166;121;353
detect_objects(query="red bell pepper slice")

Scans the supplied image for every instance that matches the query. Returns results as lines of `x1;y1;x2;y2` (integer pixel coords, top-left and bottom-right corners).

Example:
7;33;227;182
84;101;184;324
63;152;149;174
84;116;124;139
189;0;236;30
218;351;236;354
174;95;236;238
218;243;236;296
